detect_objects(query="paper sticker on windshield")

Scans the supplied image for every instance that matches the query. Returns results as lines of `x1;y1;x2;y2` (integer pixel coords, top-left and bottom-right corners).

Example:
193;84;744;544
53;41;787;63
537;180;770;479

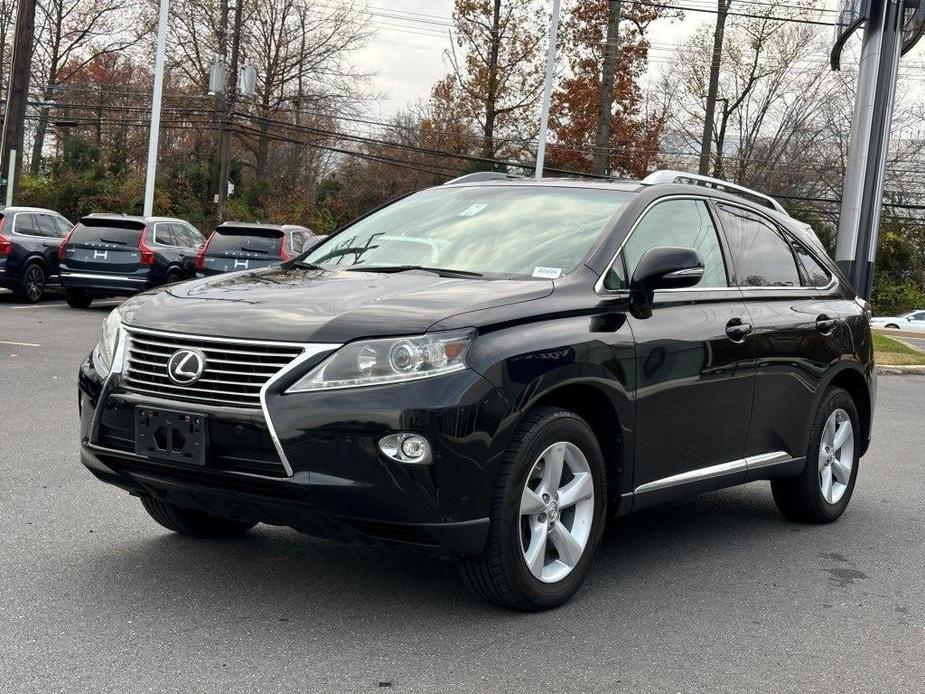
458;203;488;217
532;266;562;279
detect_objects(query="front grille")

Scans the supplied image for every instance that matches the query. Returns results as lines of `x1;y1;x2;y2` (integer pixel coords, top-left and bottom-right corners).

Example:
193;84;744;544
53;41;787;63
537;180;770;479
122;328;305;409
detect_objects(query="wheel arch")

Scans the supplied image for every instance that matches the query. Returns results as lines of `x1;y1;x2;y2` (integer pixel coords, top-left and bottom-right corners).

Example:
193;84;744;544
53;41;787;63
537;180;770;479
819;363;872;457
525;381;627;510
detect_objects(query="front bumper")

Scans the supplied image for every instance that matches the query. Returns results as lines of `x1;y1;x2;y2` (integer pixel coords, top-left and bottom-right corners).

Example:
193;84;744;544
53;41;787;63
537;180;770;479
78;349;511;555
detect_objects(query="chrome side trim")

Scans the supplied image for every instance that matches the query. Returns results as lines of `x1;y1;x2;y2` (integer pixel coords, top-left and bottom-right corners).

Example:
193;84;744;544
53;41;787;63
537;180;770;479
88;328;127;443
595;195;838;296
633;450;792;494
744;450;791;470
633;459;747;494
61;272;148;282
260;345;338;477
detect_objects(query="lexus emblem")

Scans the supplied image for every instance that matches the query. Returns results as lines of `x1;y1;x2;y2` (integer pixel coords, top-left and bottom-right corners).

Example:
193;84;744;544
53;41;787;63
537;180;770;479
167;349;206;384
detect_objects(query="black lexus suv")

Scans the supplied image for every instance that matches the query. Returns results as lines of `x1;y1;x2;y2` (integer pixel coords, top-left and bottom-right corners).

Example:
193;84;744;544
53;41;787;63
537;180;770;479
60;214;204;308
0;205;73;302
196;222;316;276
77;171;875;610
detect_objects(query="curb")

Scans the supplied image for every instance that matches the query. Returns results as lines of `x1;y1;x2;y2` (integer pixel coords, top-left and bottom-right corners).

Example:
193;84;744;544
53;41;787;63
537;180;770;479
876;365;925;375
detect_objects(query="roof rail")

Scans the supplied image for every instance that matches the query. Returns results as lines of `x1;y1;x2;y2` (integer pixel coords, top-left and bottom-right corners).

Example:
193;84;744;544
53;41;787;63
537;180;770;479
641;169;788;216
443;172;521;185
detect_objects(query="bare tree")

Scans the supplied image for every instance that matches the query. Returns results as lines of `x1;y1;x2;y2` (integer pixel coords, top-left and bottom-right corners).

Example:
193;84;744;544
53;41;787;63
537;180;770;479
440;0;546;161
29;0;142;172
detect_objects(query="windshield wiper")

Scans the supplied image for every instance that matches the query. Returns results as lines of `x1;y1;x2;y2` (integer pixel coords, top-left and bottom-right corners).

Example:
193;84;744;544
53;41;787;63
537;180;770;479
345;265;484;279
241;247;270;254
99;237;128;245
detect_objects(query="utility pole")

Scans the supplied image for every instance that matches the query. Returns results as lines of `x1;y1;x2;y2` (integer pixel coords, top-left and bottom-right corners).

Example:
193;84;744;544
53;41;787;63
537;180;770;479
831;0;924;300
698;0;730;176
216;0;244;222
535;0;562;179
0;0;37;205
142;0;169;217
592;0;622;177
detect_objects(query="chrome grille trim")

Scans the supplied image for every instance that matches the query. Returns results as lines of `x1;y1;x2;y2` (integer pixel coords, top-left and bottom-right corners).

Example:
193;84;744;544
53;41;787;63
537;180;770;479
122;328;305;410
119;325;339;477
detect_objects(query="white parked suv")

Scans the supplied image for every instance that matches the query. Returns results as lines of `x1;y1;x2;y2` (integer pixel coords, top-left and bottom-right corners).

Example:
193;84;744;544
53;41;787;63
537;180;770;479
870;310;925;331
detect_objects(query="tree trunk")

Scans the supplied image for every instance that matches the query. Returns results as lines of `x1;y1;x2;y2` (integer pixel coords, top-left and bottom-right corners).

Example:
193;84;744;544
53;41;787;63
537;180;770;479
1;0;36;202
698;0;729;176
593;0;622;176
482;0;502;161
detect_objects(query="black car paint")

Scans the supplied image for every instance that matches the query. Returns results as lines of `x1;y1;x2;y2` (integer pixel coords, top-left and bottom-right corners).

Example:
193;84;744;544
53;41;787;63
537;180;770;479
0;208;71;296
60;216;202;297
77;181;874;554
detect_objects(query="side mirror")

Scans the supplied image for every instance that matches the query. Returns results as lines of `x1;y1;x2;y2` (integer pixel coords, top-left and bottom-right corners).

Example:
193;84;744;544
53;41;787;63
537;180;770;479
629;246;704;318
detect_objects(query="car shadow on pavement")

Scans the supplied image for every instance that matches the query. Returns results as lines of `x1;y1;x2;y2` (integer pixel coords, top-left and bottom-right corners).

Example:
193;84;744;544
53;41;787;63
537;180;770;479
74;481;795;621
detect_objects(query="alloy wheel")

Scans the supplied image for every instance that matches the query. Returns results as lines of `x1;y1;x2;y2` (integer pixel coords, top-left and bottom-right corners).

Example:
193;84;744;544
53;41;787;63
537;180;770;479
519;441;595;583
25;266;44;302
818;408;854;504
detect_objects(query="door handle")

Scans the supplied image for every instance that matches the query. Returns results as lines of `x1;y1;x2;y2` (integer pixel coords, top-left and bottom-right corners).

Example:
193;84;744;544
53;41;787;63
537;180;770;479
816;315;838;334
725;318;753;342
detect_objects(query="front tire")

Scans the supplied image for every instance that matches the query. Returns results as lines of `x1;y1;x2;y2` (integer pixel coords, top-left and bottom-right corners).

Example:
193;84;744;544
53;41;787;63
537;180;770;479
459;407;607;611
140;497;256;538
771;387;860;523
885;323;900;329
14;262;46;303
65;289;92;308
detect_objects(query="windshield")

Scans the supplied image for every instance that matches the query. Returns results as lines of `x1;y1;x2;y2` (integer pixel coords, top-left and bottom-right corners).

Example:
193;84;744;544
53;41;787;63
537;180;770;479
209;228;284;255
304;185;632;278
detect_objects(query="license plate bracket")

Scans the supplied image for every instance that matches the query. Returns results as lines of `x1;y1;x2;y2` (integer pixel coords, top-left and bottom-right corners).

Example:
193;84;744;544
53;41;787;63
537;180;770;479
135;407;207;466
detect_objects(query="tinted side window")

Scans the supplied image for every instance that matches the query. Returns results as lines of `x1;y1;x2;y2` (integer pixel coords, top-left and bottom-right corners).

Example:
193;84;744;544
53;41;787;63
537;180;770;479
716;204;800;288
35;214;58;238
607;199;728;290
154;223;177;246
14;213;40;236
184;225;204;247
791;240;832;288
53;216;73;237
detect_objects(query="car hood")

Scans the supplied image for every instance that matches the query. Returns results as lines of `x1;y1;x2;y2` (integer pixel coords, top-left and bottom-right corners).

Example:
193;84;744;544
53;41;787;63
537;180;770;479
121;265;553;343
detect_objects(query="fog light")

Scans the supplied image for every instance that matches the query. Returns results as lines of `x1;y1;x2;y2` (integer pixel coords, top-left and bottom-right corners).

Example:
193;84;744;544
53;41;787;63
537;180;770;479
378;433;432;464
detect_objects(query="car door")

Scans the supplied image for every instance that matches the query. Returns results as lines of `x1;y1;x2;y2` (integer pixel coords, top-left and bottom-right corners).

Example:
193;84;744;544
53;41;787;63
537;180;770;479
33;213;66;276
605;197;755;497
713;202;841;466
906;311;925;332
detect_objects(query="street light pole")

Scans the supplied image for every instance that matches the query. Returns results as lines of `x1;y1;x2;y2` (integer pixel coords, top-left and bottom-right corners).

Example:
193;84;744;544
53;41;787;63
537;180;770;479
142;0;170;217
534;0;561;179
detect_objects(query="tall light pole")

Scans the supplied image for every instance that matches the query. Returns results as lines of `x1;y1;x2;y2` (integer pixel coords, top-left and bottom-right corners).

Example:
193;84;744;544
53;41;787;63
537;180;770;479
831;0;925;300
143;0;169;217
534;0;561;179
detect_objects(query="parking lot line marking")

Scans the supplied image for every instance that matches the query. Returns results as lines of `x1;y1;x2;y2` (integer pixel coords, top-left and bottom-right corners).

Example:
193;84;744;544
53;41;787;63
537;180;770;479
0;340;41;347
10;302;67;310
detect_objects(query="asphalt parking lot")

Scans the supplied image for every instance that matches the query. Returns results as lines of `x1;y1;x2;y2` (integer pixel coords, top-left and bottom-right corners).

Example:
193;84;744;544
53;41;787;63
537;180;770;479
2;290;923;694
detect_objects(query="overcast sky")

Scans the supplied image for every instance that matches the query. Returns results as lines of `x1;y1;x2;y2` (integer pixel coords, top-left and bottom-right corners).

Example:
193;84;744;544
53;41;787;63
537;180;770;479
348;0;902;118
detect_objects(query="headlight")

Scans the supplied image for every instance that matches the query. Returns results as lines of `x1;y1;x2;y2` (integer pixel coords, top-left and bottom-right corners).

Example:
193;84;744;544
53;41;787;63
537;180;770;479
92;308;123;376
286;329;474;393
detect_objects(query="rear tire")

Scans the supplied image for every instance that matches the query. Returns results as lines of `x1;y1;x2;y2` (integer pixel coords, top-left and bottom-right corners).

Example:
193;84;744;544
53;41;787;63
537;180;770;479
459;407;607;611
163;270;181;286
14;262;45;303
771;387;860;523
65;289;92;308
140;497;256;538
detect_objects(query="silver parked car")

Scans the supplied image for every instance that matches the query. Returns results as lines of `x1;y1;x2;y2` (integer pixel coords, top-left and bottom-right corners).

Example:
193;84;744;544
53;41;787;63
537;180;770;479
870;310;925;331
